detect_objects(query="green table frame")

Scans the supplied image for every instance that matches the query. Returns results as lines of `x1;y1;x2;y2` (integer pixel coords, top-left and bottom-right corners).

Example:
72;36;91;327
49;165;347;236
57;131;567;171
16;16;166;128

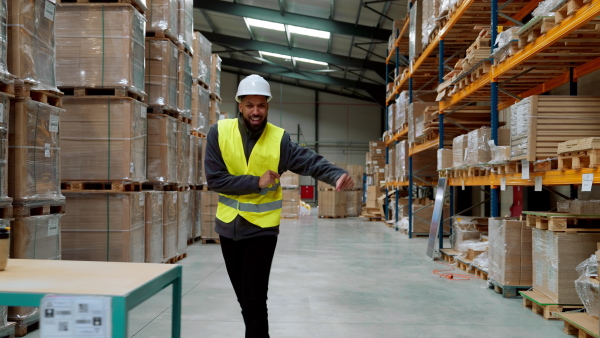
0;259;182;337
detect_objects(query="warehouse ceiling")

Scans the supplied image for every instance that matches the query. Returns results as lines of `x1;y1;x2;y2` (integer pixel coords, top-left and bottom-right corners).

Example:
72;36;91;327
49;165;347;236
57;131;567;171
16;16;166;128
193;0;408;106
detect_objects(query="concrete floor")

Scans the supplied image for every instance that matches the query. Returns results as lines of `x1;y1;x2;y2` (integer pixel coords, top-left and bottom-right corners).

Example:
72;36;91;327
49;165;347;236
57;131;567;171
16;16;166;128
26;214;566;337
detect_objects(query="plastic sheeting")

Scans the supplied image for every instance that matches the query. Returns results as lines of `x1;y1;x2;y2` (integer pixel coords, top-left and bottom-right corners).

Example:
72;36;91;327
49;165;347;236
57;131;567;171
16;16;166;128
145;191;163;263
178;50;192;118
177;0;193;53
192;31;211;84
575;255;599;318
145;38;178;109
146;0;178;39
11;215;62;259
147;114;178;184
191;83;210;134
532;0;564;17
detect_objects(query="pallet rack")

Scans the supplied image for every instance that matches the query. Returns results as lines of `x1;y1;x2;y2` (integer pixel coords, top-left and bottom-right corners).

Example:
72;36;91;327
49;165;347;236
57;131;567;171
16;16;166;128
384;0;600;242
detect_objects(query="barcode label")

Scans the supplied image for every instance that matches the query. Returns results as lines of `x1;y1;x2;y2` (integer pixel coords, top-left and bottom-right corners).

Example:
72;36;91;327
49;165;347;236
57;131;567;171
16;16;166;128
140;106;147;118
48;218;59;236
49;115;59;132
45;143;51;157
58;322;69;331
56;311;71;316
78;303;89;313
76;319;92;324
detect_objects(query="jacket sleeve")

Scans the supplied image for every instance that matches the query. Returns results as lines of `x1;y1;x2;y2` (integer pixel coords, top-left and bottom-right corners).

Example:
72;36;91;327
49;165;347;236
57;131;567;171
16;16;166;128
205;124;261;195
279;132;347;186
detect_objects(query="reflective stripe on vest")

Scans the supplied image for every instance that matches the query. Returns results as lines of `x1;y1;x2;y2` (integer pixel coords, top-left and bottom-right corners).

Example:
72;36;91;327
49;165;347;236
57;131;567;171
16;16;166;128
216;119;285;228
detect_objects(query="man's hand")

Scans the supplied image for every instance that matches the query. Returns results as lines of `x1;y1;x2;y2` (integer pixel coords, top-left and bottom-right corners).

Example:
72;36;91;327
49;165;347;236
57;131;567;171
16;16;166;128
259;170;280;189
335;173;354;191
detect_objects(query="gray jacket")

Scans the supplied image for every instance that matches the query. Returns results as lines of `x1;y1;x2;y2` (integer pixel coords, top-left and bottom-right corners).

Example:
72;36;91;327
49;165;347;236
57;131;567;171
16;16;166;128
205;113;347;240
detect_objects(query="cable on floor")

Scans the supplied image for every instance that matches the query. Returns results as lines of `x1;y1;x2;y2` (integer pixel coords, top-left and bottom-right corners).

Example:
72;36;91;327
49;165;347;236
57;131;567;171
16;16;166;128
432;261;481;281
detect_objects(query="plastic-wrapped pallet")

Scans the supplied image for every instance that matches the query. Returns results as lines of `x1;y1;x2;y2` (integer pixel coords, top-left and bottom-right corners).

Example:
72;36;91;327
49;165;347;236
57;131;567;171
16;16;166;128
9;216;61;259
488;219;532;286
209;98;221;126
210;54;221;99
188;134;198;186
178;50;192;118
191;83;210;134
0;0;9;84
439;0;459;15
492;27;519;64
452;134;468;168
421;0;439;48
532;0;564;17
9;100;64;203
387;102;395;134
192;190;201;238
61;97;147;182
395;91;409;129
163;191;177;260
192;31;211;84
200;190;218;239
318;190;346;218
437;149;453;170
177;190;191;255
145;38;178;109
0;93;9;205
451;217;484;252
56;4;146;96
396;140;408;179
177;121;190;185
61;193;144;262
575;255;599;318
464;127;491;165
408;0;422;65
146;0;178;40
145;191;163;263
177;0;193;54
147;114;178;184
7;0;58;91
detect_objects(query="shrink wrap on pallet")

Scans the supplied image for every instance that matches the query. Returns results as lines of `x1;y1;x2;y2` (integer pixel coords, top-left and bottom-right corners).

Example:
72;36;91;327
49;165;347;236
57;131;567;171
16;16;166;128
408;0;422;64
7;0;57;91
61;97;147;182
437;148;453;170
146;0;178;40
395;91;408;129
10;216;62;259
532;228;600;304
421;0;439;48
177;121;190;184
56;4;146;96
210;54;221;98
145;38;178;109
177;0;193;53
575;255;599;318
163;191;177;260
346;190;362;217
488;219;532;286
396;140;408;179
177;190;191;255
192;190;201;238
192;31;211;84
439;0;459;15
145;191;163;263
0;93;9;204
147;114;178;184
191;83;209;134
0;0;8;83
387;103;395;133
188;134;198;186
61;192;144;262
9;100;64;203
200;190;218;239
464;127;491;165
452;134;468;168
451;217;484;252
178;50;192;118
532;0;563;17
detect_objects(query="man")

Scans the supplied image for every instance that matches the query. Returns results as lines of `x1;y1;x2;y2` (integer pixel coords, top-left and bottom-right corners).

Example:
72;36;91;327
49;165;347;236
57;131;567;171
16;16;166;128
205;74;354;338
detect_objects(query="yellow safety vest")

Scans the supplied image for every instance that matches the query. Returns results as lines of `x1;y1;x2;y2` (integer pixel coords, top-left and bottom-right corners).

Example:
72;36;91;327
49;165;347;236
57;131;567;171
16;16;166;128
216;119;284;227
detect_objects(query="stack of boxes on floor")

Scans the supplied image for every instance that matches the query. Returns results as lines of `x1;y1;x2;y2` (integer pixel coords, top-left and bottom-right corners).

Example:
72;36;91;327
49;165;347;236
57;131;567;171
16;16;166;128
5;0;65;325
364;141;385;216
280;172;300;219
317;164;364;218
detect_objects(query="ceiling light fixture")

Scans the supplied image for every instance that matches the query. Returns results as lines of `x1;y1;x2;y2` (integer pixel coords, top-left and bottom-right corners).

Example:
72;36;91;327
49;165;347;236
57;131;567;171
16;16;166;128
245;18;285;31
295;57;328;66
288;25;331;39
260;51;291;60
259;51;328;67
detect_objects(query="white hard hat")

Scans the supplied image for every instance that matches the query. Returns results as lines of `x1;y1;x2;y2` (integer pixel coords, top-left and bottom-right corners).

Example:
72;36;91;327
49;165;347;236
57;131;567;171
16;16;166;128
235;74;272;102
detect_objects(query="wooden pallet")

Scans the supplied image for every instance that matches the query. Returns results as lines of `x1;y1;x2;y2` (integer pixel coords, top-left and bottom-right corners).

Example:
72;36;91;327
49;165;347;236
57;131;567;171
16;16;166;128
11;312;39;338
59;86;145;102
455;258;487;280
467;166;489;177
556;312;599;338
558;149;600;170
210;93;222;102
201;238;221;244
319;215;346;219
439;248;457;263
60;0;147;15
525;212;600;232
61;181;142;192
13;201;66;218
490;161;520;175
0;322;15;338
164;252;187;264
147;105;181;117
518;16;557;49
141;183;185;191
195;79;210;91
488;279;531;298
554;0;588;25
520;290;584;320
0;77;15;97
14;81;63;108
145;30;179;46
0;202;13;219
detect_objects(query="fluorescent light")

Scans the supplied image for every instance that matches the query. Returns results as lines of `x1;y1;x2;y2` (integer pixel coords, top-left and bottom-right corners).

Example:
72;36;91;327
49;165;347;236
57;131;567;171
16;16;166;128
245;18;285;31
288;25;330;39
260;51;291;60
295;57;328;66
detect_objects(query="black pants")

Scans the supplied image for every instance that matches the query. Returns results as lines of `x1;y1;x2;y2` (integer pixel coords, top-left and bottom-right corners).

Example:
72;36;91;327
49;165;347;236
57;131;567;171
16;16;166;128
220;235;278;338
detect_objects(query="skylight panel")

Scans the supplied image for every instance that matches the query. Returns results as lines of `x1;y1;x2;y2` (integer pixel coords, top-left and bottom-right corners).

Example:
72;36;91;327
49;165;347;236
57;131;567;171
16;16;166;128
288;25;331;39
245;18;285;31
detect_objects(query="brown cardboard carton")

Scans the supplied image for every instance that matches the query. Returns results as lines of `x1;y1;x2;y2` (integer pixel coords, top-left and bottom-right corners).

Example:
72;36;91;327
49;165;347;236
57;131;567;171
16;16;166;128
488;219;532;286
280;171;300;187
145;38;178;109
191;82;210;134
163;191;178;260
146;0;178;40
192;190;201;238
281;188;300;218
10;215;62;260
318;190;346;217
177;121;190;184
177;0;193;52
61;97;147;182
177;190;191;255
200;190;218;239
147;114;178;183
178;50;192;118
210;54;221;98
192;31;212;83
0;93;10;204
145;191;163;263
61;192;145;262
55;4;145;95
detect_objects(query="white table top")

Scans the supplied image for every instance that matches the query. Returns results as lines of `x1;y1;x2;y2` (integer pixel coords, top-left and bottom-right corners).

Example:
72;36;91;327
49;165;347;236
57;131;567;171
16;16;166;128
0;259;179;297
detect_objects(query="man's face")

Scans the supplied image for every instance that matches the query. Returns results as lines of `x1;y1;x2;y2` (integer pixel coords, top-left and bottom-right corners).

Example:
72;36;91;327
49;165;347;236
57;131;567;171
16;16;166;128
239;95;269;131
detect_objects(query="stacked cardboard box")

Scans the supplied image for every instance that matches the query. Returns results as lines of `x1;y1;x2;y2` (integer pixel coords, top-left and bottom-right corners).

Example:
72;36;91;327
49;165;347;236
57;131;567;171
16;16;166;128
366;141;385;186
177;190;191;256
411;202;450;234
209;98;221;126
346;190;362;217
532;229;600;304
8;0;58;91
145;191;163;263
61;193;145;262
55;4;146;97
282;189;300;219
192;31;211;86
191;83;210;135
163;191;178;260
488;219;532;286
177;49;192;119
61;97;147;182
177;0;193;53
0;1;8;84
147;114;178;184
318;190;346;218
408;0;423;65
145;38;179;110
177;121;190;185
200;190;218;239
210;54;222;100
146;0;178;41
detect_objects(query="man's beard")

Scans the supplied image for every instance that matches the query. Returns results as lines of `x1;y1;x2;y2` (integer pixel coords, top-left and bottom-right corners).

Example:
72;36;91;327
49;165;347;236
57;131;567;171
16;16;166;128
243;115;267;131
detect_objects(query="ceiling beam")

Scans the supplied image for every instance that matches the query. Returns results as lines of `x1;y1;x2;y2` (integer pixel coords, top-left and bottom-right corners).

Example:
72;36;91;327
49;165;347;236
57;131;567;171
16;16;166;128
220;57;385;106
200;31;386;81
193;0;391;41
